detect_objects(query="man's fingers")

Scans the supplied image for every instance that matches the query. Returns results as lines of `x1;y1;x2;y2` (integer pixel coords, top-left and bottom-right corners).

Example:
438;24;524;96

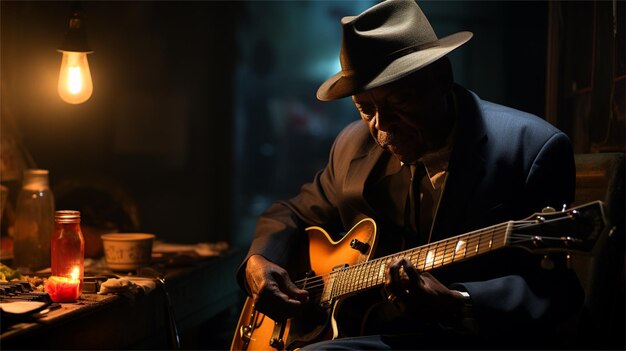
254;283;306;321
401;259;421;292
278;273;309;302
385;258;409;299
245;256;309;320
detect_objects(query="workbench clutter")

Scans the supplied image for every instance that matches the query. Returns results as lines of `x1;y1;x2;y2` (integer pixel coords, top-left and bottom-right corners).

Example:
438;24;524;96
97;276;156;297
152;240;228;261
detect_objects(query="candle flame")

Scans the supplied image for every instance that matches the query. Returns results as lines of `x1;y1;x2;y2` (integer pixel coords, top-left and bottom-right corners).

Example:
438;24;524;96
70;266;79;280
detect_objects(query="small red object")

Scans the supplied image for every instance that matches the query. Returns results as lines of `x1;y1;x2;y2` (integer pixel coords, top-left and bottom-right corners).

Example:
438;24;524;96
45;275;80;303
49;210;84;302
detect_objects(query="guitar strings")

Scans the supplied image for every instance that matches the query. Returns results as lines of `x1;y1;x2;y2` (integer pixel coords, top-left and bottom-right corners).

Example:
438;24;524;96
294;217;570;299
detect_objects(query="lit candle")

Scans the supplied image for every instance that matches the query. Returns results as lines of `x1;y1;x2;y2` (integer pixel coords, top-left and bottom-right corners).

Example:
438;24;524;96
50;211;84;303
45;266;81;303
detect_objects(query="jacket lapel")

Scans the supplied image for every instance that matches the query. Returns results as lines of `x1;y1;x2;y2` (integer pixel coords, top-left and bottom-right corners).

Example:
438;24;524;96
343;142;387;218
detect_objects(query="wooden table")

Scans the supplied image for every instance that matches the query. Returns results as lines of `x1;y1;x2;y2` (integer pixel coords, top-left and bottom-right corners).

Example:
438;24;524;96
1;249;246;350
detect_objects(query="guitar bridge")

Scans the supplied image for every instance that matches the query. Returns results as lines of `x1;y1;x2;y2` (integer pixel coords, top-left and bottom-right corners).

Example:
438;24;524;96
270;321;286;350
237;304;264;350
239;324;253;344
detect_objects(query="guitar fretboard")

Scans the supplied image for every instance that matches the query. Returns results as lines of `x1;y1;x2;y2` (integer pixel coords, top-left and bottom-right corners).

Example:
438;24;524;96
321;221;512;303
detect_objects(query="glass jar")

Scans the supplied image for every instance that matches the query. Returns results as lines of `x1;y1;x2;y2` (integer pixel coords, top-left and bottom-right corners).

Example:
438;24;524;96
47;210;84;302
13;169;55;273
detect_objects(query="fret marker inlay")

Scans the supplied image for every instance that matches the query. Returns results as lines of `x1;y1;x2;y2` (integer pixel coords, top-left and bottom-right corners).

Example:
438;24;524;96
426;250;435;266
455;239;466;253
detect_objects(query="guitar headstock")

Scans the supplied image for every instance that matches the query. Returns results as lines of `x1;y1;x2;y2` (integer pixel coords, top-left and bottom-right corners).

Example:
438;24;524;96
510;201;607;254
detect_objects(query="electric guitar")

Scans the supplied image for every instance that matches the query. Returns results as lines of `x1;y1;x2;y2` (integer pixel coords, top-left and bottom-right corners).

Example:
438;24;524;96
231;201;607;351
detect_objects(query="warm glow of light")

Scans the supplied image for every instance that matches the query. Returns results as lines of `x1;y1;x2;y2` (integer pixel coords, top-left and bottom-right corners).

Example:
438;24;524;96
68;66;83;94
58;51;93;104
70;266;79;280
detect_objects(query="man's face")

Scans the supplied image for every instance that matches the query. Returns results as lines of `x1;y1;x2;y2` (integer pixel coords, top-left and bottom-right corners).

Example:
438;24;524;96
352;65;453;164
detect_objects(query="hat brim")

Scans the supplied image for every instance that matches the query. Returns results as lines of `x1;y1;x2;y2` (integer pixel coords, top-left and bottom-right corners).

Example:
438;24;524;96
317;31;473;101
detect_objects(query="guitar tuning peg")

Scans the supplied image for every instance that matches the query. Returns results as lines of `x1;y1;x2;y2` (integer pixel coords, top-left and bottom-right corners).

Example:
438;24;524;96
541;206;556;213
567;210;580;219
561;204;568;212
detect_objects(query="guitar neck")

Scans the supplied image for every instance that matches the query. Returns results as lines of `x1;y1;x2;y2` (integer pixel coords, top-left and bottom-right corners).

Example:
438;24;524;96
323;221;512;302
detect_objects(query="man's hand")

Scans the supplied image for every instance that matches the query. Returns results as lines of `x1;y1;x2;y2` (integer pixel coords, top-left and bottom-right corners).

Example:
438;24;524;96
384;258;465;321
244;255;309;321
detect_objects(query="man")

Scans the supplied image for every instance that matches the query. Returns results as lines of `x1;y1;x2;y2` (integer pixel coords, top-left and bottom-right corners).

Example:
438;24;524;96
238;0;583;349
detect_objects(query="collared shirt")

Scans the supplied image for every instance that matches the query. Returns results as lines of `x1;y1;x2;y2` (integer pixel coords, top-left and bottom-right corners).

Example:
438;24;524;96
403;126;455;241
415;145;452;240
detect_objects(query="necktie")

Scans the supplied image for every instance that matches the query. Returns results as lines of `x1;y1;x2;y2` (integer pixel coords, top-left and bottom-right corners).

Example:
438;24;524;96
404;163;425;244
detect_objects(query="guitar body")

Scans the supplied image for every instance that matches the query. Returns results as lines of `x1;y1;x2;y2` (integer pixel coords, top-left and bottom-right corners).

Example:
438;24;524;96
231;218;377;351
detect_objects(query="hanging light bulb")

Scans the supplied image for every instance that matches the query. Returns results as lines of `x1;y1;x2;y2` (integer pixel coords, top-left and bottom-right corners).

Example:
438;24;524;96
58;51;92;104
57;6;94;104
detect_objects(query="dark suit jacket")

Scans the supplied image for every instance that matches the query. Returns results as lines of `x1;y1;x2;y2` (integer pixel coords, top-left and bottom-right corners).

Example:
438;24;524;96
238;85;582;347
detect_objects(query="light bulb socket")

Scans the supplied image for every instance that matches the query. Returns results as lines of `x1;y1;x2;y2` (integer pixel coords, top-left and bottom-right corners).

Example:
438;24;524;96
58;9;93;53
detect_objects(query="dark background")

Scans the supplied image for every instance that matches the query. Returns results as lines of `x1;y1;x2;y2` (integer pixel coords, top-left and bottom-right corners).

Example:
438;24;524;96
1;1;623;349
2;0;590;248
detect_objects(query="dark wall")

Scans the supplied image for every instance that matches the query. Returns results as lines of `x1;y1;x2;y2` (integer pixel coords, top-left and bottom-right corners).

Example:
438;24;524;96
549;0;625;153
1;1;241;244
422;1;548;118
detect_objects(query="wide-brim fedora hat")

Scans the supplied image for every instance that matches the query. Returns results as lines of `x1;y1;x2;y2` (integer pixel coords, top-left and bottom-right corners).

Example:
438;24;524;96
317;0;473;101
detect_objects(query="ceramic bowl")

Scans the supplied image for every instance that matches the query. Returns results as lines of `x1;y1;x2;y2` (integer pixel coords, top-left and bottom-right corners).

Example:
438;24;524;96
101;233;155;271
